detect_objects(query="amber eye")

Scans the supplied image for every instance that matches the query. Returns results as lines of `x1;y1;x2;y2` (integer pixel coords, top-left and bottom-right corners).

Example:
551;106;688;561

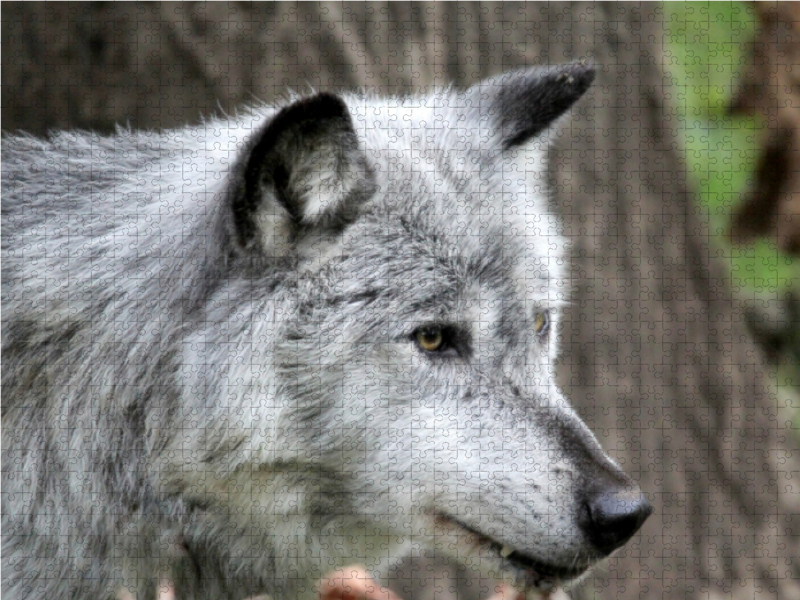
534;311;549;335
415;327;445;352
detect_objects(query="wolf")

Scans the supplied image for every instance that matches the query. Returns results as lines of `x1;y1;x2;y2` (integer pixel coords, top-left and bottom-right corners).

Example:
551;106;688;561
2;64;651;600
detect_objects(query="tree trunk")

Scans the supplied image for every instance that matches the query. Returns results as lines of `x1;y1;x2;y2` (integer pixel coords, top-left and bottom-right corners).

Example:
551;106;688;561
3;2;799;599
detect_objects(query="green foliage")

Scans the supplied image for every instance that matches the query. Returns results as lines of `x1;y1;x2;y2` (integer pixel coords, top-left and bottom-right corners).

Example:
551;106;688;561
663;1;800;293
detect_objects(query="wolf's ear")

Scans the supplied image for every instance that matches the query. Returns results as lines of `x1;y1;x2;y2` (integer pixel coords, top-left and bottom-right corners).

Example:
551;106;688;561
474;64;595;150
231;92;371;252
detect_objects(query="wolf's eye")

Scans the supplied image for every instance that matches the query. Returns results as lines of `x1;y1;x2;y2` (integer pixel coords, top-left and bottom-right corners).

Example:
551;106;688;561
415;327;445;352
534;311;549;335
411;325;467;359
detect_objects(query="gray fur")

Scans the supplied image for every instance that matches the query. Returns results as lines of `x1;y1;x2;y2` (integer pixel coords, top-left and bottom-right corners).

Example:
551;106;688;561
2;65;645;600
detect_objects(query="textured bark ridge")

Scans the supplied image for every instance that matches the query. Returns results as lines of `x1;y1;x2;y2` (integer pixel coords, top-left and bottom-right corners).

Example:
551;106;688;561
4;3;799;599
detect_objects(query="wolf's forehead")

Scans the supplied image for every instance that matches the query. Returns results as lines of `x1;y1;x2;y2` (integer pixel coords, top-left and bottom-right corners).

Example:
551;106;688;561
357;117;504;225
344;208;552;311
344;95;561;303
353;96;482;163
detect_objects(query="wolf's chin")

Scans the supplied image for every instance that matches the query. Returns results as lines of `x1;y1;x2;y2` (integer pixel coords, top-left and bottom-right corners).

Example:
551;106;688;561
434;513;592;592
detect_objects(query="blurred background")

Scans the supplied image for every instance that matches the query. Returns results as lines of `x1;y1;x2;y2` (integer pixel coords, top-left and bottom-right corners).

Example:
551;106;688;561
3;3;800;600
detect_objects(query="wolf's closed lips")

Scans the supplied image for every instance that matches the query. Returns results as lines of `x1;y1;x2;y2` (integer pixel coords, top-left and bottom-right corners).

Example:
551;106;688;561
437;513;592;583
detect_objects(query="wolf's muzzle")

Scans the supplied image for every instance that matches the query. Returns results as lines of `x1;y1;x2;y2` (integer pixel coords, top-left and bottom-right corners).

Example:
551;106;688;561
580;487;653;555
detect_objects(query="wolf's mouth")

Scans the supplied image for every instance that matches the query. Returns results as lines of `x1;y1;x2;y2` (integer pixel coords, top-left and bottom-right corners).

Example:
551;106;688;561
437;514;591;589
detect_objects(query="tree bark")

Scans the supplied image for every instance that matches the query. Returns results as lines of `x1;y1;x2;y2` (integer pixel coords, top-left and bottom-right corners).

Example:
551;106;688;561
3;3;799;599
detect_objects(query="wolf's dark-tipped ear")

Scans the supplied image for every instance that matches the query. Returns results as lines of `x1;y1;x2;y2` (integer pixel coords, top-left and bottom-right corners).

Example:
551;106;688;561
231;92;372;252
475;64;595;150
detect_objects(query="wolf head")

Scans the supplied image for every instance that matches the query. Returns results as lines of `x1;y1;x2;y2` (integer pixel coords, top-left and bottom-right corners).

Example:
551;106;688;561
163;64;651;597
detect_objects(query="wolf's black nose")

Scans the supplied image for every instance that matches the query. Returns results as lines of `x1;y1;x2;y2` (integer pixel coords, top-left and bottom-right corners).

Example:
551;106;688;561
582;488;652;555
